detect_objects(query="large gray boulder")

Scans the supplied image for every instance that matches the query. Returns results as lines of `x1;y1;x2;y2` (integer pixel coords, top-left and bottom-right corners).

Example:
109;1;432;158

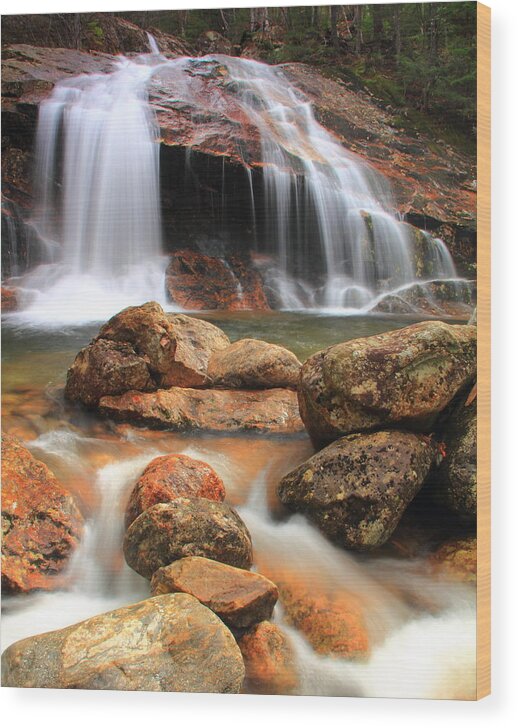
298;321;477;447
278;430;435;550
1;593;245;692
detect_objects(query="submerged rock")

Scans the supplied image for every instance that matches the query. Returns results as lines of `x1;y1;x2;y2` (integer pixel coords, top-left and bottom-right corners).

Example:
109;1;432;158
298;321;477;447
1;434;84;593
151;556;278;629
124;498;253;578
208;338;301;389
238;621;298;695
125;454;225;528
99;385;304;434
166;250;270;311
277;576;369;659
428;536;477;583
278;430;434;550
1;593;245;692
65;338;155;407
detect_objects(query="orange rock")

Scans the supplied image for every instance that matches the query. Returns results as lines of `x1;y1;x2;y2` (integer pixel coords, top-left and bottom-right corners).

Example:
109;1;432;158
125;454;225;527
1;287;18;311
429;536;477;583
1;433;84;593
208;338;301;389
151;556;278;628
238;621;298;695
166;250;270;311
99;386;304;434
271;571;369;660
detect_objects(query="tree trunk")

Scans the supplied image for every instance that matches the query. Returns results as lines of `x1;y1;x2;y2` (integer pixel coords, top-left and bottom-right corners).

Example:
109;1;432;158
394;6;401;66
372;4;383;54
330;5;340;51
353;5;363;54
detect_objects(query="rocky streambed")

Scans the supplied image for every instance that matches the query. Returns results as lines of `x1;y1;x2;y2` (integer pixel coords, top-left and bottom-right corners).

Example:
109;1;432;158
1;307;477;698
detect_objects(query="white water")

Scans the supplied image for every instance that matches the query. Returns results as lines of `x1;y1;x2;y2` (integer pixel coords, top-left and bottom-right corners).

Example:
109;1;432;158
2;427;476;699
3;46;470;326
10;47;171;326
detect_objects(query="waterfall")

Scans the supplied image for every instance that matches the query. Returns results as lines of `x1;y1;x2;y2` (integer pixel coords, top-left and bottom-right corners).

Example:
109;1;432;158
217;56;465;311
12;53;170;326
7;51;469;324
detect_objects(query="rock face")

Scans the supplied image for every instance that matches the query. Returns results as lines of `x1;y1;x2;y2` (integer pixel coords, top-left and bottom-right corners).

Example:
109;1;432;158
151;556;278;629
65;338;155;407
208;338;301;389
429;537;477;583
1;593;245;692
99;386;304;434
238;621;298;695
166;250;270;311
124;498;253;578
278;431;434;550
64;303;232;406
1;434;84;593
298;321;477;447
125;454;225;528
436;404;477;524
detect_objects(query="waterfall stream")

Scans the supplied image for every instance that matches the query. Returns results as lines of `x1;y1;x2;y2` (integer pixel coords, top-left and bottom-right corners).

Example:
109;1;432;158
4;41;469;326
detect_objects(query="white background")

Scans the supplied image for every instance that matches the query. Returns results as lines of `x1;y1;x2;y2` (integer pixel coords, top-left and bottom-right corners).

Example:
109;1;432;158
0;0;516;725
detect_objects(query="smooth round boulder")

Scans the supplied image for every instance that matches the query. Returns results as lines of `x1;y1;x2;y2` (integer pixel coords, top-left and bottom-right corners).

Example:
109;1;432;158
1;593;245;692
298;321;477;447
238;621;298;695
278;430;434;550
151;556;278;628
125;454;226;528
64;338;155;407
208;338;301;389
2;434;84;593
124;498;253;578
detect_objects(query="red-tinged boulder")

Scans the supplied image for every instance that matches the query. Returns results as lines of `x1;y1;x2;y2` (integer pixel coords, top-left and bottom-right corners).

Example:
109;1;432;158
99;386;304;434
208;338;301;389
125;454;225;528
299;321;477;447
276;575;369;659
124;498;253;579
1;287;18;311
150;556;278;629
1;593;245;692
238;621;299;695
166;249;270;311
1;434;84;593
64;338;155;407
428;536;477;583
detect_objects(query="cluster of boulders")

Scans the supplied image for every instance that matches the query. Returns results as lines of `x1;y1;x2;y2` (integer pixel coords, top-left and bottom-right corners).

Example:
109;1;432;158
277;320;478;573
2;449;299;694
1;433;84;594
65;301;303;434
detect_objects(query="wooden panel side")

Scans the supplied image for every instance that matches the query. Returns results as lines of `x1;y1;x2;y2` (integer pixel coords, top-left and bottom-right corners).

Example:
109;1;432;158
476;0;491;701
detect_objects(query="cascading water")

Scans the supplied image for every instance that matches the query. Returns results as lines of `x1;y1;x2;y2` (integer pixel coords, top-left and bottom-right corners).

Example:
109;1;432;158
10;49;170;326
5;43;470;326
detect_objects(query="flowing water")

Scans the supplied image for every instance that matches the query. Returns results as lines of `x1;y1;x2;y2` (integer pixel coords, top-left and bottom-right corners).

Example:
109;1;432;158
1;313;476;699
2;40;475;697
4;45;470;326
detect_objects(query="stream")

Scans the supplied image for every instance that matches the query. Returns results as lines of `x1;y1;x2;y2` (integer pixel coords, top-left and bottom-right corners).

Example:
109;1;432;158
1;310;476;699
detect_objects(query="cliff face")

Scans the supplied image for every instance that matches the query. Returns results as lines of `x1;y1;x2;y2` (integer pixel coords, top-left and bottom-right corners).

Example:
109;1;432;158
1;33;476;276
